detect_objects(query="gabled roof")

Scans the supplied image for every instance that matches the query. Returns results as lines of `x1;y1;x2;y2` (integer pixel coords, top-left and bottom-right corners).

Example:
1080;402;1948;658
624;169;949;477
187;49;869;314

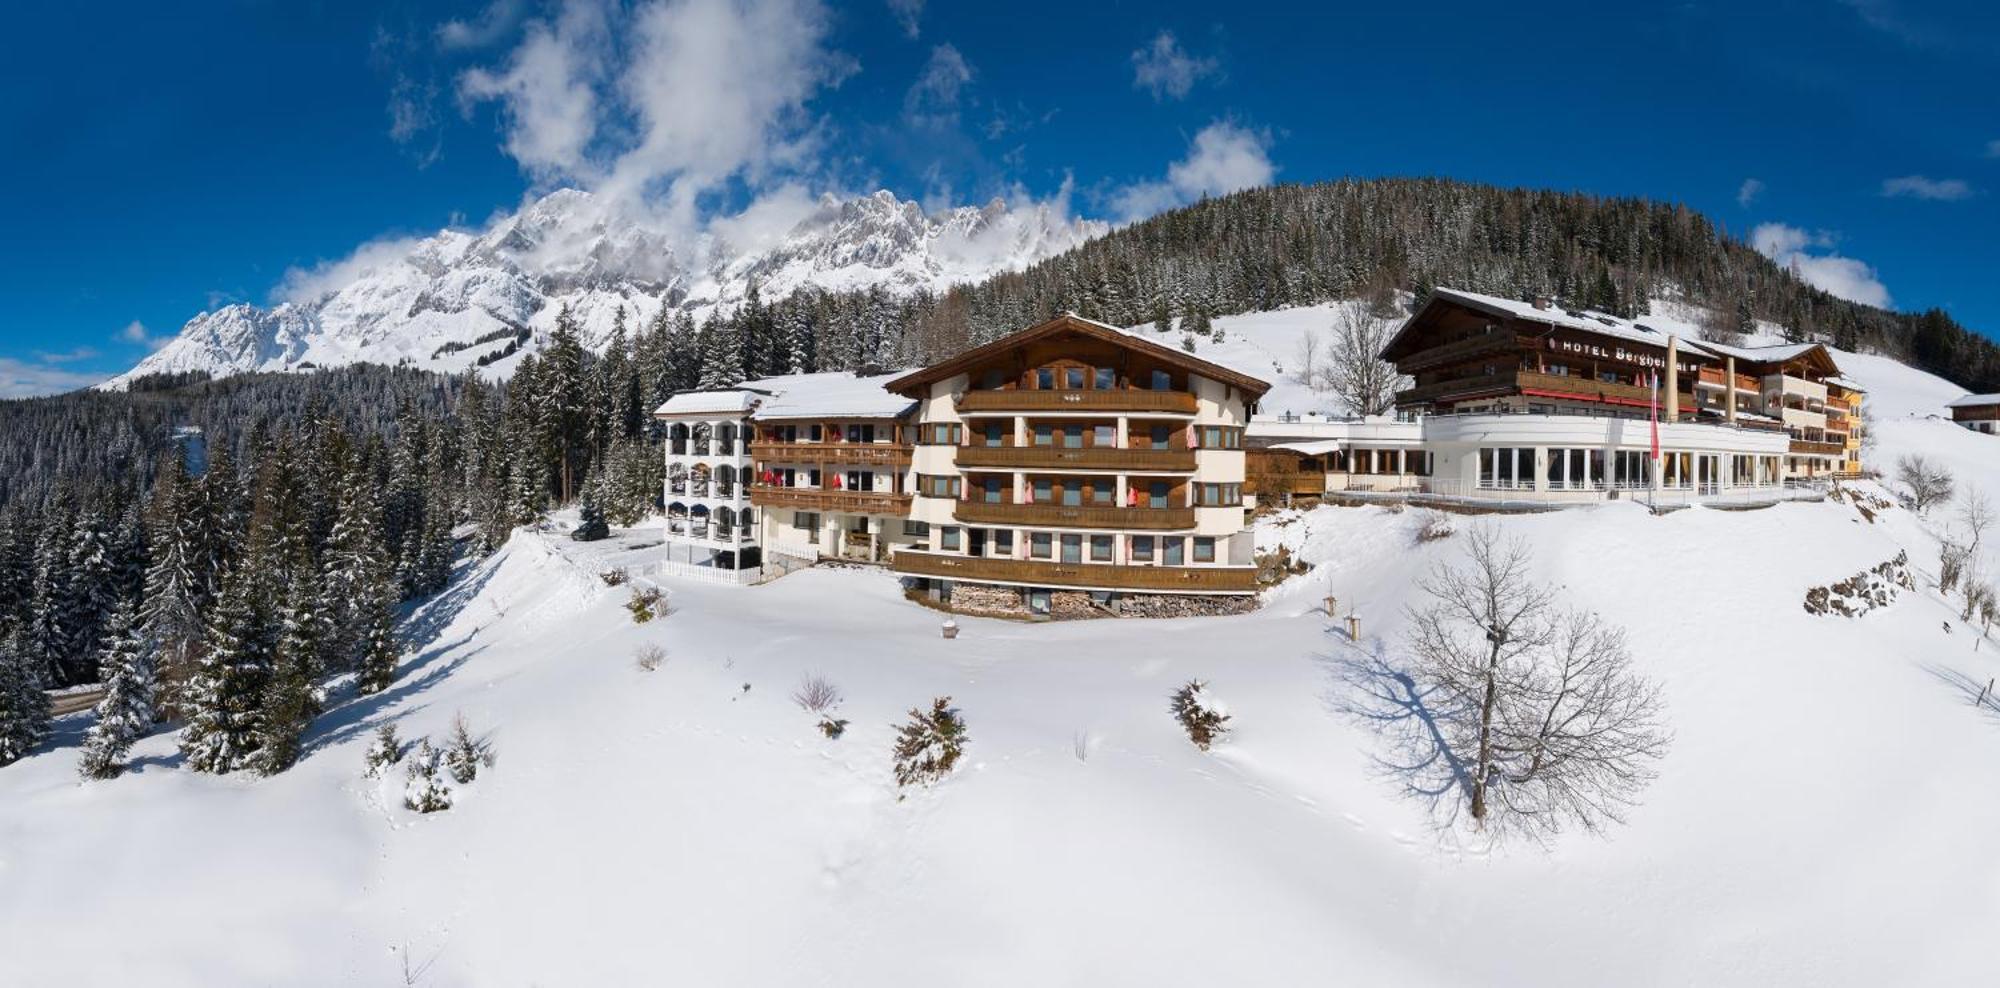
1947;393;2000;409
1699;339;1842;377
883;312;1273;398
1383;288;1718;361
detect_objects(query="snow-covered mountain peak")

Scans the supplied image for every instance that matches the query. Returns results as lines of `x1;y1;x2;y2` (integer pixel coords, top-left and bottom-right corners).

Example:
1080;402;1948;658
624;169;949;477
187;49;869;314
105;187;1099;389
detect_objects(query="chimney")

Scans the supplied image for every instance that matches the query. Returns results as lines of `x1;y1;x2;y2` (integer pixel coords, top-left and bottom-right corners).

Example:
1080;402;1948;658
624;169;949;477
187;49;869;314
1532;296;1551;311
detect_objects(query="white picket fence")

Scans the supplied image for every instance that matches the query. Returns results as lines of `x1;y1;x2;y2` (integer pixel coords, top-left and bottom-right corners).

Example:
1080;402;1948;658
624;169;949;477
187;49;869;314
634;558;762;587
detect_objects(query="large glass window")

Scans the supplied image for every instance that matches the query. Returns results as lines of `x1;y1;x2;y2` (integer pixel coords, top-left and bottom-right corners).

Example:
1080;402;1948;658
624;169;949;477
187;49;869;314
1061;534;1082;563
1150;425;1171;450
1150;370;1172;391
1062;482;1082;507
992;530;1014;555
1193;537;1216;563
1149;481;1170;509
1090;535;1113;561
1094;368;1115;389
1033;423;1053;447
1063;425;1084;449
1030;532;1052;558
1131;535;1154;562
1065;367;1086;389
1036;368;1054;389
981;477;1003;503
983;421;1006;447
940;527;961;551
1033;478;1053;503
1164;537;1185;565
1093;424;1116;447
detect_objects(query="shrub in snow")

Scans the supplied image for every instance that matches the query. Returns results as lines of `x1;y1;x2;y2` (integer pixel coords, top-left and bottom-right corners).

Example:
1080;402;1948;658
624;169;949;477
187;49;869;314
791;673;842;714
626;587;669;623
892;697;968;789
1169;680;1231;751
1415;509;1456;544
403;738;453;813
634;643;665;672
444;713;490;785
600;567;629;587
817;717;849;740
364;723;403;778
1804;551;1914;618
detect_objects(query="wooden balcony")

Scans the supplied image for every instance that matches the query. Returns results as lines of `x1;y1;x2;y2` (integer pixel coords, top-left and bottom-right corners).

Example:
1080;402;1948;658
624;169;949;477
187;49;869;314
957;388;1198;415
953;500;1196;530
1394;331;1520;373
749;486;913;515
891;550;1259;593
1397;370;1686;408
1697;367;1759;391
749;442;913;467
954;445;1196;472
1788;439;1846;456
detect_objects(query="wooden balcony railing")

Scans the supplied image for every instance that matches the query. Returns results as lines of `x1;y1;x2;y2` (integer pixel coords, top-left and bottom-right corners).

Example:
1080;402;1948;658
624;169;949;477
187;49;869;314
749;486;913;515
1397;370;1693;408
952;501;1196;530
954;445;1196;472
749;442;913;467
1697;367;1759;391
891;550;1259;593
1788;439;1846;456
1394;332;1520;373
957;389;1198;415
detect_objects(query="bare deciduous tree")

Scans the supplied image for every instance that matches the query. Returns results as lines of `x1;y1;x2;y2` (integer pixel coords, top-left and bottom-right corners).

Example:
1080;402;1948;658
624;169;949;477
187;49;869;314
791;672;842;714
1322;303;1409;417
1349;526;1669;842
1896;454;1955;514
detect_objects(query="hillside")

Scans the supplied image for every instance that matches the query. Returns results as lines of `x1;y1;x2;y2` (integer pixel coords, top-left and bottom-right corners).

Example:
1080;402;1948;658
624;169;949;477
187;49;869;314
5;306;1998;985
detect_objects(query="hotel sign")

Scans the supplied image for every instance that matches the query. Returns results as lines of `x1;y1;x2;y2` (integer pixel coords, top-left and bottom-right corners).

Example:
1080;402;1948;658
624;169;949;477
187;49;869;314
1546;335;1699;375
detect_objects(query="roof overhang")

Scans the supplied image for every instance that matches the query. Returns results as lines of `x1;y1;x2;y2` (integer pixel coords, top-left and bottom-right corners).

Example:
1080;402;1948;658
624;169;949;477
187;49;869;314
883;312;1272;399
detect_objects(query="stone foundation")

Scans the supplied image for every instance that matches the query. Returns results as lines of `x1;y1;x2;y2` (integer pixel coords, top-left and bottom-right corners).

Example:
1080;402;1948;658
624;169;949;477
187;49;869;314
913;578;1258;620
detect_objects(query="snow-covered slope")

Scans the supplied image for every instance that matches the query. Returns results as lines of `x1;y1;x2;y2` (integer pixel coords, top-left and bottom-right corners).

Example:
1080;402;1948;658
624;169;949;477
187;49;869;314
105;189;1102;388
12;306;2000;986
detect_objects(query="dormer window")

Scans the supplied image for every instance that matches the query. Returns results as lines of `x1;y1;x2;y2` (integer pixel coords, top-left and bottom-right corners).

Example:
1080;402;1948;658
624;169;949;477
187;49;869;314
1064;367;1085;390
1036;368;1054;389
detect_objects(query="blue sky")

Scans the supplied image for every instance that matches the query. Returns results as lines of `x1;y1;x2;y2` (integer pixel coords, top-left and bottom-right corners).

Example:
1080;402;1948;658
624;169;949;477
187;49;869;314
2;0;1997;396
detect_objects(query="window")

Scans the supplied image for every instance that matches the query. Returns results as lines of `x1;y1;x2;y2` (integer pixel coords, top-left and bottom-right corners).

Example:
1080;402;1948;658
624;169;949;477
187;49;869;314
847;471;867;492
846;424;875;444
1061;534;1083;563
1150;370;1172;391
1478;447;1534;489
795;512;820;532
983;421;1006;447
807;468;821;488
1193;537;1216;563
808;424;823;442
1198;426;1243;449
1031;532;1053;559
1091;483;1113;505
1130;536;1154;562
992;530;1014;555
1094;367;1114;389
981;368;1005;390
919;474;961;499
1033;423;1053;447
940;527;962;551
1093;424;1116;448
1164;537;1185;565
1196;483;1241;507
1033;478;1053;504
901;520;930;537
1090;535;1113;561
1061;482;1082;507
1065;367;1086;390
1027;589;1051;614
1150;425;1171;450
981;476;1003;503
922;423;962;445
1063;425;1084;449
1036;368;1054;389
1149;482;1170;509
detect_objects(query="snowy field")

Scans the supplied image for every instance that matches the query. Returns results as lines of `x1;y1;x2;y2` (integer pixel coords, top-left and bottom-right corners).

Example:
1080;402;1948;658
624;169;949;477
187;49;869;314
6;306;2000;986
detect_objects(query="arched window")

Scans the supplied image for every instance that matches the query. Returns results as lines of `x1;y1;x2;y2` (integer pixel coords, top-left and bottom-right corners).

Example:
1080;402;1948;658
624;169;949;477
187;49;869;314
715;464;736;497
692;422;713;457
717;421;738;455
690;463;711;497
716;506;736;538
666;462;688;495
666;502;689;535
669;423;691;456
690;504;711;538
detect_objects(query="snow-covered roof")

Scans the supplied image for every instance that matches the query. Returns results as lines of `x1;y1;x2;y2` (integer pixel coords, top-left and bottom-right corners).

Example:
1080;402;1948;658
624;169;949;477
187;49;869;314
1947;393;2000;409
1825;375;1867;393
653;389;764;417
1697;340;1824;364
1425;287;1719;359
742;371;917;420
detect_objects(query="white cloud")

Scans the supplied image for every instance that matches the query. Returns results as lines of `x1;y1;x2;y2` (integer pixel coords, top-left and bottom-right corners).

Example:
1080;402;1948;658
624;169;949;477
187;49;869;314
1736;178;1764;207
886;0;923;39
904;43;972;125
1751;222;1893;309
705;182;827;254
0;357;107;398
275;236;426;305
437;0;527;50
33;346;99;364
1987;139;2000;158
1130;31;1218;101
1109;121;1275;222
118;320;172;351
456;0;611;181
1881;174;1975;200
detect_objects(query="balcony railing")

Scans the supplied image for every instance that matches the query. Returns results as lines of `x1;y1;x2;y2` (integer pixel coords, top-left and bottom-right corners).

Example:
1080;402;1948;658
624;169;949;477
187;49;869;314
1397;370;1688;408
1697;367;1760;391
1788;439;1846;456
954;445;1196;471
957;389;1198;415
1395;331;1520;373
952;501;1196;530
749;486;914;515
891;550;1258;593
749;442;913;467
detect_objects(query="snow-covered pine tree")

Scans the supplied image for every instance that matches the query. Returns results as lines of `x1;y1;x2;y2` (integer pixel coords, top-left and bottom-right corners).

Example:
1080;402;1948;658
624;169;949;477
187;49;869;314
0;631;52;767
178;565;275;774
354;571;401;697
403;737;452;812
77;600;156;779
252;568;331;776
322;464;390;670
538;305;592;504
444;712;486;785
363;721;402;777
